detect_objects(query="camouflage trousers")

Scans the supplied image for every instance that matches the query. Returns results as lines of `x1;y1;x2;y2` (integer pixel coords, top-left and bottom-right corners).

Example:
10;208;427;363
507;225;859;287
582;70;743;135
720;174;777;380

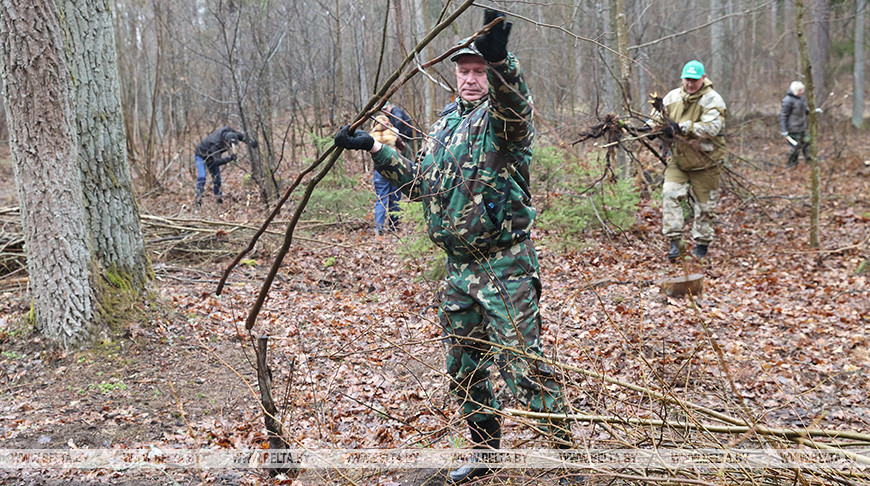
439;239;568;438
662;163;720;245
787;131;811;166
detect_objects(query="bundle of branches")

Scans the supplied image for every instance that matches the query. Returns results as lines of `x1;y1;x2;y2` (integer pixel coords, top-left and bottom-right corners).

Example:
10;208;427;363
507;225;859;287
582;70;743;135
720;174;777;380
141;214;346;265
571;105;669;170
571;112;627;146
142;214;242;264
496;339;870;485
0;207;26;281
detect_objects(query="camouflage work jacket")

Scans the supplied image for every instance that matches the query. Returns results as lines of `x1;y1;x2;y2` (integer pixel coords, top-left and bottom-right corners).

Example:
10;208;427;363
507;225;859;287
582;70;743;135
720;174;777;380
372;53;535;263
657;79;727;170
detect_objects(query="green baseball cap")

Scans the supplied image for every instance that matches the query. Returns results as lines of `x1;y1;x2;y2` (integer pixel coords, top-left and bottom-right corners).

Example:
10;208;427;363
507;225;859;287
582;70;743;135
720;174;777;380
450;39;483;62
681;60;705;79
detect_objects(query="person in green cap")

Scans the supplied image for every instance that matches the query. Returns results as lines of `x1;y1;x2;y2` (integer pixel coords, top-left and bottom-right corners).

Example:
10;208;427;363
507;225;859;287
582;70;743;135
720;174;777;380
334;8;579;485
651;59;727;260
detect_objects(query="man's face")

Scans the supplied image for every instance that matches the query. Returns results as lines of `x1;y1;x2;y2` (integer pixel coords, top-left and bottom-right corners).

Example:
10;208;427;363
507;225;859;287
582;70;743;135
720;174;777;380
455;56;488;102
682;75;706;94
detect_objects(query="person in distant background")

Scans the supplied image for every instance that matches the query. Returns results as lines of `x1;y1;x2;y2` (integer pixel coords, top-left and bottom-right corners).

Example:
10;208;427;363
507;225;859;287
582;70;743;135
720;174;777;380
369;103;416;234
383;102;416;157
779;81;811;168
194;126;257;209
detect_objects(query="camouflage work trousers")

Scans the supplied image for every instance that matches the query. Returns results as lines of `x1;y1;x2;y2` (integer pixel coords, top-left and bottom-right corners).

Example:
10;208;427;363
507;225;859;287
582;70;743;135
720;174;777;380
662;163;721;245
439;239;566;433
787;131;811;166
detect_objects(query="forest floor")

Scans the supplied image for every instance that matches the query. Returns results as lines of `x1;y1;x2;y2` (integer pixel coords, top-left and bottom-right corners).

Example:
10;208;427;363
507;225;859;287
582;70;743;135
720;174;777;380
0;125;869;486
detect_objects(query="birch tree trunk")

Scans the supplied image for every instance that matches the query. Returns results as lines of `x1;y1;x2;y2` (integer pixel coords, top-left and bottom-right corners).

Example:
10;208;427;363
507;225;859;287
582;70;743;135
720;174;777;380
0;0;96;347
853;0;866;129
795;0;821;248
58;0;151;292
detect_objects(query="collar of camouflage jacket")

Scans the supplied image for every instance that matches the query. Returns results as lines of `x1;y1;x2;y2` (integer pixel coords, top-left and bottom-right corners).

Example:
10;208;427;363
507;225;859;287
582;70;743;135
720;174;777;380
457;95;487;115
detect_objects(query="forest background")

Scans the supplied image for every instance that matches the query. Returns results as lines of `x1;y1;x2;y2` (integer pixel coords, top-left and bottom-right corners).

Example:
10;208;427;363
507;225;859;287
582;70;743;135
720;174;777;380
0;0;868;485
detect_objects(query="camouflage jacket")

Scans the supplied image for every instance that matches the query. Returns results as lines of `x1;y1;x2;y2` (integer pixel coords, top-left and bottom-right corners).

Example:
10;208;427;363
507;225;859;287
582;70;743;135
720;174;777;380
652;79;727;170
372;53;535;263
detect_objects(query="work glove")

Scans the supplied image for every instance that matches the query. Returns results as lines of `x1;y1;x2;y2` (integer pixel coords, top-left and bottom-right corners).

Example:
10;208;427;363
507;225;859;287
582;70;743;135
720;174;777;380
247;138;259;149
661;121;681;138
215;153;236;166
474;9;511;63
334;125;375;151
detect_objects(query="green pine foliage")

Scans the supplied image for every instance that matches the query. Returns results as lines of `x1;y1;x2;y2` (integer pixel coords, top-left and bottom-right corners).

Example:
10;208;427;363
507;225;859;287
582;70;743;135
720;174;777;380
304;148;373;221
535;146;640;244
396;200;446;282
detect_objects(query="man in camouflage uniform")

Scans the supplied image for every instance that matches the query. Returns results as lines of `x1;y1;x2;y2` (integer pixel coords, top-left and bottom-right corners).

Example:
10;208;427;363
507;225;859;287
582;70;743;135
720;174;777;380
651;60;727;261
335;9;572;484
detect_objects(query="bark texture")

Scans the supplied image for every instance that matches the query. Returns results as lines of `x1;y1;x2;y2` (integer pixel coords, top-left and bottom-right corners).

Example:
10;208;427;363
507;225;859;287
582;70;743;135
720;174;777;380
796;0;822;248
853;0;866;129
0;0;95;347
809;0;830;105
58;0;151;291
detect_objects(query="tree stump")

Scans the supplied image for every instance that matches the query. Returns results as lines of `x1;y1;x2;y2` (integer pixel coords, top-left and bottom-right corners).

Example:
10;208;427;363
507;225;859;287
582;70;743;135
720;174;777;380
659;274;704;298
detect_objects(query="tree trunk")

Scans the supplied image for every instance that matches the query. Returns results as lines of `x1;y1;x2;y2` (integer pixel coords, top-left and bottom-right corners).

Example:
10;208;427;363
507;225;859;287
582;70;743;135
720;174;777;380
0;0;96;347
597;0;615;114
58;0;152;292
809;0;830;106
614;0;631;179
216;5;279;207
796;0;822;248
710;0;733;98
414;0;432;128
140;0;163;191
352;4;369;109
853;0;866;129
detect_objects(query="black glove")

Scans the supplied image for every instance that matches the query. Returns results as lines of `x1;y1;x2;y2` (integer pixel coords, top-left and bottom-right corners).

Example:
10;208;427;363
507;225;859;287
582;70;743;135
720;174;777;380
474;9;511;63
334;125;374;151
661;121;681;138
215;153;236;166
247;138;258;149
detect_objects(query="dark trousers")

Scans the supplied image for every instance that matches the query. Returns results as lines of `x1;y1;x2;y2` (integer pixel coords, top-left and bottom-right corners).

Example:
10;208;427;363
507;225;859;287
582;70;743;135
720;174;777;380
195;155;222;197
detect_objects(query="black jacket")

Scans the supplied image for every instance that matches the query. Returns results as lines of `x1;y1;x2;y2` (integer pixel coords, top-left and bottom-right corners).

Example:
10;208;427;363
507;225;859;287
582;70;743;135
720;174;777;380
196;126;247;165
384;106;414;142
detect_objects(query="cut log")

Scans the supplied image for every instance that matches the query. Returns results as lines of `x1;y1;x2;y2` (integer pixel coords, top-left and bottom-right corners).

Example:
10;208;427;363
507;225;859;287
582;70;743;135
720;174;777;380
659;273;704;298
